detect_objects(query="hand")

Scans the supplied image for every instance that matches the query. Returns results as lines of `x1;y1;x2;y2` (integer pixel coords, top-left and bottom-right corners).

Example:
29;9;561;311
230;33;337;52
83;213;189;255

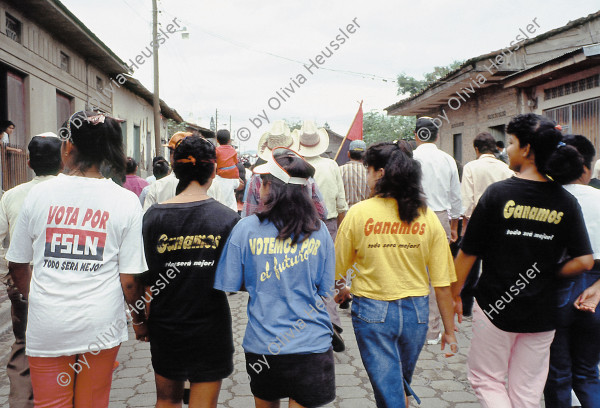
454;296;463;324
450;229;458;243
574;284;600;313
237;178;245;191
335;286;352;305
441;331;459;357
133;322;149;342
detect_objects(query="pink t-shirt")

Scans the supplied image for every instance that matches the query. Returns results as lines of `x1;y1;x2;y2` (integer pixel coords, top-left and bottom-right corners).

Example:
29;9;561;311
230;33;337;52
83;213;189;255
123;175;150;197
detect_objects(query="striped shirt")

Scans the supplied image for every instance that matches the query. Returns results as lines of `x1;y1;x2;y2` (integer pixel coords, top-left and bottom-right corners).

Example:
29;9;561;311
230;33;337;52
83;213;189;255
340;160;369;207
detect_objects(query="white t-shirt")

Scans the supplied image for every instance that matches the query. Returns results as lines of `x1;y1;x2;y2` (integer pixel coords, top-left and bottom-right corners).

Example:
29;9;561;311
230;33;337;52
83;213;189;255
563;183;600;259
143;173;178;211
0;176;56;244
6;174;147;357
208;175;239;212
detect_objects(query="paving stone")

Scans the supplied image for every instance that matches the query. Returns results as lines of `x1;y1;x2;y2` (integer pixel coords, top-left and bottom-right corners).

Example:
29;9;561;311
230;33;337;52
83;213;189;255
335;374;363;386
109;387;135;400
124;358;150;368
336;385;368;398
125;392;156;407
416;397;450;407
134;381;155;394
114;367;147;378
337;397;376;407
228;395;256;407
441;391;480;402
111;377;141;389
431;379;468;392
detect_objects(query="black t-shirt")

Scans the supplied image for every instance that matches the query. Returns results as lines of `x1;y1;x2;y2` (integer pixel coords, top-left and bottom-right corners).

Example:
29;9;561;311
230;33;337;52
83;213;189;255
142;199;240;329
461;177;592;333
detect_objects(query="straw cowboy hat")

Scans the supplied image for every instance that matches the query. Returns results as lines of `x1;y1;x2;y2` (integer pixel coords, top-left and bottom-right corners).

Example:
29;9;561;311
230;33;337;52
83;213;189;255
257;120;298;161
296;120;329;158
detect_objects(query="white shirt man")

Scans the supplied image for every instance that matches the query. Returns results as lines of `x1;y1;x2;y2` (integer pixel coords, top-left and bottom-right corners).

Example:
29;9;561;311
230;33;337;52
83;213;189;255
412;117;462;345
462;133;514;220
412;119;461;242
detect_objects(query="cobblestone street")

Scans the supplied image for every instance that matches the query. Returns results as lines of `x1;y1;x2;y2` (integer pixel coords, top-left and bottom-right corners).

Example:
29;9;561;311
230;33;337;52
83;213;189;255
0;290;481;407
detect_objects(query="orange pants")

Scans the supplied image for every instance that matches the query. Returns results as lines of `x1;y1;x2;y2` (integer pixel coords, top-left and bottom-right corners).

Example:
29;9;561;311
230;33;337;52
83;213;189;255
28;346;120;408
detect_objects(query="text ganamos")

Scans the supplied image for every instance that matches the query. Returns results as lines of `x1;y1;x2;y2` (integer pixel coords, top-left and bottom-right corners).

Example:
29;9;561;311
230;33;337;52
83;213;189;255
503;200;563;224
364;218;426;236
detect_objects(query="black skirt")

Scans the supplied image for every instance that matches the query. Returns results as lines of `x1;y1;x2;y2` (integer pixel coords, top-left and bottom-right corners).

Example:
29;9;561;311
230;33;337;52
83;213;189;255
148;315;234;383
245;348;335;407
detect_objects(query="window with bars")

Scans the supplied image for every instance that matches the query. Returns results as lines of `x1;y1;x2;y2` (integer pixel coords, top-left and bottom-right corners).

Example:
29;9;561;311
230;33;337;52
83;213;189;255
544;74;600;101
5;13;21;43
543;98;600;151
60;52;70;72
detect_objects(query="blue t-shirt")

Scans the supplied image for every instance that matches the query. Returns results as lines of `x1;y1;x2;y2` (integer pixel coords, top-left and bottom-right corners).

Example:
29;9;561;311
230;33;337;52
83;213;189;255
214;215;334;356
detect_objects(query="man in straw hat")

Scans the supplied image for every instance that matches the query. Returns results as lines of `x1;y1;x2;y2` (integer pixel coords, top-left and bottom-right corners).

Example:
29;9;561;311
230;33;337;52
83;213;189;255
242;120;327;221
296;120;348;237
296;120;348;351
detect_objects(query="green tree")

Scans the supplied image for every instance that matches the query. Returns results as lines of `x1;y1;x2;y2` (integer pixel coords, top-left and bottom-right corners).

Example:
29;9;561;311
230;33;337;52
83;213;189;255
397;60;464;96
166;119;188;139
363;111;416;145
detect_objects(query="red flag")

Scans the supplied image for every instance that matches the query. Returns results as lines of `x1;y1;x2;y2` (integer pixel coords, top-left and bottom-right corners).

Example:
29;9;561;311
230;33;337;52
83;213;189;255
335;101;363;165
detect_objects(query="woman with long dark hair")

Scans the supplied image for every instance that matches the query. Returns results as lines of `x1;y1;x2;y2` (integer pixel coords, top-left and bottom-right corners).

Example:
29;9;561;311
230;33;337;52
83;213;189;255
6;111;147;407
453;113;594;406
214;147;336;408
142;135;240;407
335;141;458;408
543;134;600;407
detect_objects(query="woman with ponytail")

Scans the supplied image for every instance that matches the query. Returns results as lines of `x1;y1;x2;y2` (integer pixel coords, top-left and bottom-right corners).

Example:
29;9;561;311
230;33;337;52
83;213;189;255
141;135;239;407
453;113;594;407
334;141;458;408
214;147;336;408
6;111;148;407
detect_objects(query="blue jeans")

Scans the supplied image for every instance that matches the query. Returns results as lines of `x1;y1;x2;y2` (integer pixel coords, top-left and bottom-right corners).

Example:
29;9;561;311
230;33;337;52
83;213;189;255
544;271;600;408
351;295;429;408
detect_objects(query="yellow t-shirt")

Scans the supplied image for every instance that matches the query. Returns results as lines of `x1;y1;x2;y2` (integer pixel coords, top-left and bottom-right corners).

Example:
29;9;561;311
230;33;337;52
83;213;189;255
335;197;456;301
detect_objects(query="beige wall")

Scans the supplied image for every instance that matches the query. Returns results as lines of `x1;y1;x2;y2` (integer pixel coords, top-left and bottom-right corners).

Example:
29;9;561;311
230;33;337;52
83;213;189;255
0;1;168;178
422;87;520;165
113;87;168;176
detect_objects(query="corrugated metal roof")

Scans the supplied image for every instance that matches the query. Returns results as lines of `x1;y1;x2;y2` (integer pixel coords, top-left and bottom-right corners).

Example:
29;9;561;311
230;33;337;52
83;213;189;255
385;10;600;113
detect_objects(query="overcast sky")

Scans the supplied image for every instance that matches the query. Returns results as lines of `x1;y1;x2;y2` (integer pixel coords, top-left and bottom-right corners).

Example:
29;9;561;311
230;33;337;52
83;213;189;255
61;0;599;152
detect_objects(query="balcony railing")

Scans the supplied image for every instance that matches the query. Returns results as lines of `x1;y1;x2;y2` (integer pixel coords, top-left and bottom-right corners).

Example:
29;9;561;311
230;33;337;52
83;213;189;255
1;144;29;191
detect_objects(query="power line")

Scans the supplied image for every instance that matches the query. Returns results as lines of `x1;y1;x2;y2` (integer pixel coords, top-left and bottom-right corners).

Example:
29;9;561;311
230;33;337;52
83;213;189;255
121;0;151;23
158;7;396;83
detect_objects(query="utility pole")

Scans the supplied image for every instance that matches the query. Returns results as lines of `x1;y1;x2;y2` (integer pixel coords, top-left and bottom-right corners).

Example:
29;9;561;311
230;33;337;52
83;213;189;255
152;0;161;156
215;109;218;136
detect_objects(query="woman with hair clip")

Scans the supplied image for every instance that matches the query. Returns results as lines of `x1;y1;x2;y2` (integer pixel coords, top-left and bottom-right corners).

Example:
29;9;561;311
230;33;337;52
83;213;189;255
453;114;594;407
214;147;336;408
6;111;148;407
141;135;240;408
543;134;600;408
334;140;458;408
